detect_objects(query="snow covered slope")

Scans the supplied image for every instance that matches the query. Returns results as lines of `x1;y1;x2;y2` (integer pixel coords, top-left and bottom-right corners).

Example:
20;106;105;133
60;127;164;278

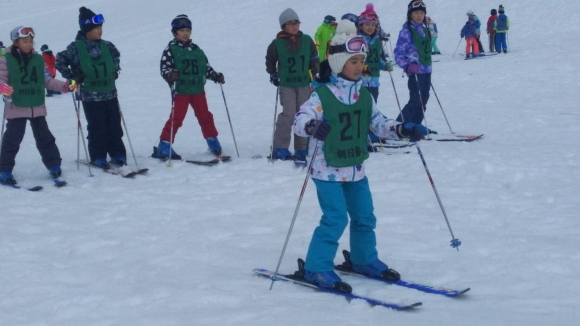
1;0;579;325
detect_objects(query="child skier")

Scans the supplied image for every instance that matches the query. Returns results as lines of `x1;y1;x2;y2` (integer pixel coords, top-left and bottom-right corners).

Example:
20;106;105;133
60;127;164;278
394;1;434;127
314;15;337;62
426;16;440;54
466;11;484;54
487;9;498;53
40;44;60;97
292;19;427;291
461;16;480;59
0;26;76;185
494;5;510;53
55;6;127;170
266;8;319;162
153;14;226;160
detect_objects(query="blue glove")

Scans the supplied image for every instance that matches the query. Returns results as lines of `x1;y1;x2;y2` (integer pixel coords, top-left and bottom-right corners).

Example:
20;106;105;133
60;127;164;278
270;73;280;87
397;122;428;141
305;119;331;141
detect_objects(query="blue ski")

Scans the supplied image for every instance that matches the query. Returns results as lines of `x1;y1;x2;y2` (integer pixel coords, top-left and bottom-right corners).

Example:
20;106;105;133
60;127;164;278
335;250;470;297
253;268;422;310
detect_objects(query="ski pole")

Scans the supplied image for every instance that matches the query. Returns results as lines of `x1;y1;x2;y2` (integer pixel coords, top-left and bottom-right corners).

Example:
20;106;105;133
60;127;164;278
506;32;510;52
430;83;454;134
118;101;138;167
452;37;463;57
414;141;461;250
71;89;93;177
388;70;404;120
270;121;323;290
1;106;5;144
167;83;176;167
414;74;431;139
219;84;239;158
270;87;279;162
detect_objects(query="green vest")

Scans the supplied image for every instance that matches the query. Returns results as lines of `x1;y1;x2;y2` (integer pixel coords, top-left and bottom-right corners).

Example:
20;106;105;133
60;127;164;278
276;36;312;88
316;85;372;168
76;40;116;92
409;25;432;66
171;45;207;95
5;53;45;107
365;38;382;77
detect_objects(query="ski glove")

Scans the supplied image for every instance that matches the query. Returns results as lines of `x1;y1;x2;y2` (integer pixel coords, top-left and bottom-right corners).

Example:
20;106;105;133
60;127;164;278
305;119;331;141
405;63;420;75
74;72;85;84
362;65;371;76
0;83;13;96
166;70;180;83
270;73;280;87
396;122;428;141
62;80;77;93
209;71;225;84
384;61;394;72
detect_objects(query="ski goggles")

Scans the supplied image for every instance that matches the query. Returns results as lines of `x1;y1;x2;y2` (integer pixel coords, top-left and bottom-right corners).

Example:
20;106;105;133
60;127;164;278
79;14;105;25
15;27;35;38
328;36;368;55
360;13;379;22
172;18;192;29
409;1;426;9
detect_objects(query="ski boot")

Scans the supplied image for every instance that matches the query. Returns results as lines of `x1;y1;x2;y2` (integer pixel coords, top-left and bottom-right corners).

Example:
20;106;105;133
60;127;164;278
339;250;400;281
272;148;293;161
92;158;110;170
206;137;222;156
0;171;17;185
294;149;307;164
154;140;181;160
291;258;352;293
110;156;127;166
49;166;62;178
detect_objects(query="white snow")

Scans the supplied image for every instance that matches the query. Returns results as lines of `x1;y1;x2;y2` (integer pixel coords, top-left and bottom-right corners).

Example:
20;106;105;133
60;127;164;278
1;0;579;325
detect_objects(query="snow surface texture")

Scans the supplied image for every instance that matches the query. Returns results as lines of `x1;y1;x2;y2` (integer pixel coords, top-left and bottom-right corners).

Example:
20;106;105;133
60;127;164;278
1;0;579;325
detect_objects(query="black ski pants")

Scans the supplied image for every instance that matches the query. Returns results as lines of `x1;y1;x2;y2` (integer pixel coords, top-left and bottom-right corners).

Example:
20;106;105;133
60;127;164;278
82;97;126;162
397;73;431;125
0;116;61;172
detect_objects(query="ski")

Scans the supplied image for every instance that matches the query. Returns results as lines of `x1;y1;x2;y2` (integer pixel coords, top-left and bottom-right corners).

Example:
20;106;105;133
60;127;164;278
335;250;470;297
0;180;43;191
253;268;422;310
186;155;231;166
109;161;149;175
76;160;138;178
425;134;483;142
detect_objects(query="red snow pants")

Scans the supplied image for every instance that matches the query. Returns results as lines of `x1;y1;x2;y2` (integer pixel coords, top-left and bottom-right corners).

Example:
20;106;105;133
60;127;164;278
159;92;218;142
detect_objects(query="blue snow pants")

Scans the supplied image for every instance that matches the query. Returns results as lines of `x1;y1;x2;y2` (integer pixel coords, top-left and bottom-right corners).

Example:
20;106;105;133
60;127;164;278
304;177;379;273
495;33;508;52
396;73;431;124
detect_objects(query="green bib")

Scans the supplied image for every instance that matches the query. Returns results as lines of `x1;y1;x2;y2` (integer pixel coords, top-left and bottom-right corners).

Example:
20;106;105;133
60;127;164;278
316;85;372;168
171;45;207;95
409;25;432;66
276;36;312;88
365;38;382;77
5;53;45;107
76;40;116;92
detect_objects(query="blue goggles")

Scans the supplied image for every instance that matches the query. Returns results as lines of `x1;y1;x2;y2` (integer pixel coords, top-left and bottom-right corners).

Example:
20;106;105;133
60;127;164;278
79;14;105;25
172;18;192;29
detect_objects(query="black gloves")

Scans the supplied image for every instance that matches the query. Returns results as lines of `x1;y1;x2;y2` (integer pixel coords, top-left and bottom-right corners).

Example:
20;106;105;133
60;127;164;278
270;73;280;87
305;119;331;141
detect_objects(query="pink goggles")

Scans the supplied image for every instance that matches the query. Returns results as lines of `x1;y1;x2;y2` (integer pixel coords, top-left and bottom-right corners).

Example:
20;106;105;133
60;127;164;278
328;36;368;55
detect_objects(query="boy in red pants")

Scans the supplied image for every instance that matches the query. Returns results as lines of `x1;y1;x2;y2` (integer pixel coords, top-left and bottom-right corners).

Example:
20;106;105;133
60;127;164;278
154;14;225;159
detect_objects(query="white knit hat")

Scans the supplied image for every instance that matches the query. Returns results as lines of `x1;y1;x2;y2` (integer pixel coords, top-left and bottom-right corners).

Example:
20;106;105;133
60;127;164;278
328;20;367;73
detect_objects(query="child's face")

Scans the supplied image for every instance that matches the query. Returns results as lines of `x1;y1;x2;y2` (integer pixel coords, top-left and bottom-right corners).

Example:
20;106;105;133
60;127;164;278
14;36;34;53
341;54;366;80
411;10;425;24
283;20;300;35
361;23;376;36
174;28;191;42
86;26;103;40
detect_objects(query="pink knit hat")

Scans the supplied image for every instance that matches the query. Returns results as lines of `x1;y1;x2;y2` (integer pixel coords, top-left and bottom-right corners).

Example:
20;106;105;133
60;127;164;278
358;3;379;25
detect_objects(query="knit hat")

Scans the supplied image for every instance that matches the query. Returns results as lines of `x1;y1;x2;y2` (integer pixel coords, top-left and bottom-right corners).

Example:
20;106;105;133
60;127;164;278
407;0;427;16
40;44;48;52
359;3;379;25
491;9;497;15
324;15;336;24
279;8;300;27
328;20;367;73
498;5;505;13
171;14;192;33
466;10;474;16
78;7;102;35
10;26;34;41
